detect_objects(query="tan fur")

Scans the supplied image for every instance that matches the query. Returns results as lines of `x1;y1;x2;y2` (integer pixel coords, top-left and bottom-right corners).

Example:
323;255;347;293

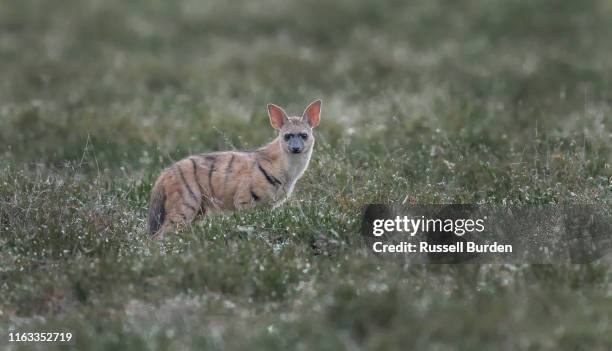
148;100;322;240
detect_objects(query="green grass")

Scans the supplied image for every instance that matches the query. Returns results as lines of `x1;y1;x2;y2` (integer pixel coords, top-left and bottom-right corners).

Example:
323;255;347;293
1;0;612;350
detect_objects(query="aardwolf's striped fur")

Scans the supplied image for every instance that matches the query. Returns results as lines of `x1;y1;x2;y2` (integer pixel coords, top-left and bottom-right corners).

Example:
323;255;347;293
148;100;322;240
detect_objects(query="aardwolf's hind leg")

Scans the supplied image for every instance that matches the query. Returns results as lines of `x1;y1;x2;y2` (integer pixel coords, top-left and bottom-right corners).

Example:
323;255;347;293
151;204;199;241
151;221;172;241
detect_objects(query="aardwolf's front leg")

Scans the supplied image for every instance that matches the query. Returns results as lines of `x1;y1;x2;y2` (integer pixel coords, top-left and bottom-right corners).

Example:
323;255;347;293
233;181;258;211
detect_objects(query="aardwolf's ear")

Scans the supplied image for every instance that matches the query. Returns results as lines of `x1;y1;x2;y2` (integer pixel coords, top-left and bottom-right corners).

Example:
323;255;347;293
302;99;322;128
267;103;289;130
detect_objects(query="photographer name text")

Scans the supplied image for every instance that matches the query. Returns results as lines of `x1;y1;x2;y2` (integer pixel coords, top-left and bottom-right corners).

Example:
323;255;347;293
371;215;512;254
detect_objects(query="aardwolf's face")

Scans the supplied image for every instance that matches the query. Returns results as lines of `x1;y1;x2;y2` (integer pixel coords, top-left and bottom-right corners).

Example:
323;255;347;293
267;100;321;155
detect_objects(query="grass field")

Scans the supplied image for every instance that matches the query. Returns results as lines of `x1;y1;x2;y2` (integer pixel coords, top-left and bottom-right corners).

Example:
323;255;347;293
1;0;612;350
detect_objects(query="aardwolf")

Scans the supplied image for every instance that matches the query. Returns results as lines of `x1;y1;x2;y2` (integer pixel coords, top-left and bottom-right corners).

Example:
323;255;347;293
148;100;322;240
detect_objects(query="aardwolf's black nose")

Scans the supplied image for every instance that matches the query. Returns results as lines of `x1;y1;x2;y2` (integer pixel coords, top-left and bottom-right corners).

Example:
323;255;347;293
290;147;302;153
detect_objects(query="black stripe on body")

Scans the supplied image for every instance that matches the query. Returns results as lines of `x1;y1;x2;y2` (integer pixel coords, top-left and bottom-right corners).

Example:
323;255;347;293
257;162;282;187
177;165;198;202
224;154;235;184
189;158;205;195
207;156;217;197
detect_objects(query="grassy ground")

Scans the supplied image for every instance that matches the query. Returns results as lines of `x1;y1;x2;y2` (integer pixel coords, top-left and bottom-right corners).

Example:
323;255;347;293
1;0;612;350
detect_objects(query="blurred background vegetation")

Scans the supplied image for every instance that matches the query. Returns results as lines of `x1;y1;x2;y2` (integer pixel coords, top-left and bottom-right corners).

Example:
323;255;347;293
1;0;611;170
1;0;611;350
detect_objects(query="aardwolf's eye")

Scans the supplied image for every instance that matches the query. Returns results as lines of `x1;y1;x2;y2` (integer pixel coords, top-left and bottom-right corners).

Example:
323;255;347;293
283;134;292;141
299;133;308;140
